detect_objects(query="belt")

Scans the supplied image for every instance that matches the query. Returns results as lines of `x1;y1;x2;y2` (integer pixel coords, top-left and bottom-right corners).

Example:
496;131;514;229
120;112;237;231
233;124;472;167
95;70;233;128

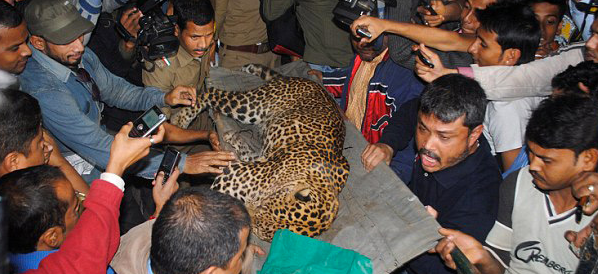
224;43;270;54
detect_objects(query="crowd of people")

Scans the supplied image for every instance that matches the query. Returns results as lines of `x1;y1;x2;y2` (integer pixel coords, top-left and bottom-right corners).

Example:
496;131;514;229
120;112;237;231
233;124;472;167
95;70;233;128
0;0;596;273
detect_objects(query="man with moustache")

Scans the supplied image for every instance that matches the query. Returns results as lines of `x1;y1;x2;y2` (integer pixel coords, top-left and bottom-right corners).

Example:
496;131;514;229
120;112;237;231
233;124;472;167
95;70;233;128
18;0;234;182
402;74;502;274
142;0;216;153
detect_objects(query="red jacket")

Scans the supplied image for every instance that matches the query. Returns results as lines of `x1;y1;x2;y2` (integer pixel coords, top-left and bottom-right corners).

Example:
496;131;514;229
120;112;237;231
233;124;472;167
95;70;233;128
26;180;123;274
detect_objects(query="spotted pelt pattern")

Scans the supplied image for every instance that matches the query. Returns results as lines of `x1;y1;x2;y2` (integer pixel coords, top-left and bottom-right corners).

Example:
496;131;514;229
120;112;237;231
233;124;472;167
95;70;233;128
171;64;350;241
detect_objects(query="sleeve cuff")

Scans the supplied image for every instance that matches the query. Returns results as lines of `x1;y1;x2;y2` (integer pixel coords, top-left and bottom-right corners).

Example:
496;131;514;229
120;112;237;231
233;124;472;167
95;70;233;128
457;67;474;78
100;173;125;192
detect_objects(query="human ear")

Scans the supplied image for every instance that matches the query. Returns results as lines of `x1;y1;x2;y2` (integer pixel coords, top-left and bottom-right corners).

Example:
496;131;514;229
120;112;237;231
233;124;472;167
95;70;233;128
29;36;46;52
1;152;20;174
579;148;598;171
502;48;521;65
38;226;64;251
199;266;218;274
467;124;484;147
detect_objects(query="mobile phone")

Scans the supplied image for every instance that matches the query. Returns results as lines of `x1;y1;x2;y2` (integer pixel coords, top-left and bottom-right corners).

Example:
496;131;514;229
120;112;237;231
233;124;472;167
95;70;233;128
157;147;181;183
129;105;167;138
416;49;435;68
356;27;372;38
421;0;438;15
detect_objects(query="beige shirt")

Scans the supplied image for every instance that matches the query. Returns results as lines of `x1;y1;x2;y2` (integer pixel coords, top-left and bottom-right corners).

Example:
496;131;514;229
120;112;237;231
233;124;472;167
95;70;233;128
142;45;211;93
110;220;154;274
212;0;268;46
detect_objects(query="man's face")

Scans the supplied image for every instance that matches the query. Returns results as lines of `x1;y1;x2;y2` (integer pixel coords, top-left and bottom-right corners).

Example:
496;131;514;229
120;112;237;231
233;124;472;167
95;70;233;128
415;113;478;173
468;28;511;67
461;0;493;34
0;22;31;74
532;2;563;49
527;141;586;191
585;19;598;62
351;35;387;62
214;227;249;274
53;178;81;243
43;36;85;69
177;20;215;59
16;128;52;170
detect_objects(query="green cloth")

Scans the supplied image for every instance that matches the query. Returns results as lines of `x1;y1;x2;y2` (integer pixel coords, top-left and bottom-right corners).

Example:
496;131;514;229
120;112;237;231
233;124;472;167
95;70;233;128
258;229;373;274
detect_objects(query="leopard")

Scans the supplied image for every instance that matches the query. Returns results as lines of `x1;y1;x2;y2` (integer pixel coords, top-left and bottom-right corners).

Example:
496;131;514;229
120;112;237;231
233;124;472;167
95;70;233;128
171;64;350;241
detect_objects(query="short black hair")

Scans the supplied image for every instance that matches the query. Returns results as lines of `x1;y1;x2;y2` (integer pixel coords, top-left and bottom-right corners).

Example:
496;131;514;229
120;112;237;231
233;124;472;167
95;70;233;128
150;187;251;274
526;95;598;157
419;74;487;130
528;0;568;20
0;165;68;254
0;1;22;29
0;89;42;162
173;0;214;30
476;2;541;65
551;61;598;98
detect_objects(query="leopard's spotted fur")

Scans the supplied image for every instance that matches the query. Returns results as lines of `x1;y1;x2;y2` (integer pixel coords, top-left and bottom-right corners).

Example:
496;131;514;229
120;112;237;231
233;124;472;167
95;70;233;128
171;64;349;241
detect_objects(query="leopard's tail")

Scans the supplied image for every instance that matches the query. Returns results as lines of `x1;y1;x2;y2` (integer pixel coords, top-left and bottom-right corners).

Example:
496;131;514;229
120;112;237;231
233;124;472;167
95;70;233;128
241;64;282;81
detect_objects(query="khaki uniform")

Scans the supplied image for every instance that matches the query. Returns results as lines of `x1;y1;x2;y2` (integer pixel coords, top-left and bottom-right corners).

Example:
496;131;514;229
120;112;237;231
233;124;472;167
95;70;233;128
142;45;213;153
212;0;280;69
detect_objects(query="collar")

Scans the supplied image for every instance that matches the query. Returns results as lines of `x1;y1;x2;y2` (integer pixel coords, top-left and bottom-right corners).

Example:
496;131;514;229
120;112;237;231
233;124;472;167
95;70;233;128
29;44;80;83
430;137;487;189
175;45;202;68
9;250;58;273
147;258;154;274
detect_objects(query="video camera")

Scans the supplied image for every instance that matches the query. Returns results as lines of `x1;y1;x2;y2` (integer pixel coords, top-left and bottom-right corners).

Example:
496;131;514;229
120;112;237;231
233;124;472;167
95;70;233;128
116;0;179;64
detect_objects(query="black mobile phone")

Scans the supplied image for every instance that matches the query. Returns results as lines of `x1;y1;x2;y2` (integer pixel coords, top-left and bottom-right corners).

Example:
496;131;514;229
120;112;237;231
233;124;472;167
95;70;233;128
129;105;167;138
416;49;435;68
157;147;181;183
421;0;438;15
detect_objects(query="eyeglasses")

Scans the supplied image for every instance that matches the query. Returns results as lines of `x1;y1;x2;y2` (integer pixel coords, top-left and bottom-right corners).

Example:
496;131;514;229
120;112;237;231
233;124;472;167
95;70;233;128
75;68;101;102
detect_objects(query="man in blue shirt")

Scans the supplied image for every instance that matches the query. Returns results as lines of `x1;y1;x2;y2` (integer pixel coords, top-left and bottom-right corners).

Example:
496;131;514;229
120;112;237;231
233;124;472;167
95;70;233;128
404;74;502;274
19;0;235;182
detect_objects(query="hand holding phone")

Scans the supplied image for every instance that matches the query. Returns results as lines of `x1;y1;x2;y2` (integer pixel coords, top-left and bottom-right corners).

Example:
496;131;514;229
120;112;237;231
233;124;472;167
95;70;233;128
157;147;181;183
416;49;435;68
129;106;167;138
356;27;372;38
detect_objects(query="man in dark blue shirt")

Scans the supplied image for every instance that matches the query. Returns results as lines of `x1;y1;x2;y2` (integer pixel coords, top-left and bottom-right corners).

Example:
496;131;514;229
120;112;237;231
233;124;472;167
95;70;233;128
403;74;501;274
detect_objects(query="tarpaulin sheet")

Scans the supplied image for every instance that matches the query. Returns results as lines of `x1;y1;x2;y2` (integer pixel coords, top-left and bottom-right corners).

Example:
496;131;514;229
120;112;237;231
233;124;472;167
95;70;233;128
206;62;442;273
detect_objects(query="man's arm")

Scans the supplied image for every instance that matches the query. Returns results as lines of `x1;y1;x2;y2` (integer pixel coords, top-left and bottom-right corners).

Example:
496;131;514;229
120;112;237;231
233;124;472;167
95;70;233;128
470;46;584;100
33;88;183;179
27;123;164;274
44;130;89;194
86;49;167;110
351;15;474;52
415;43;585;100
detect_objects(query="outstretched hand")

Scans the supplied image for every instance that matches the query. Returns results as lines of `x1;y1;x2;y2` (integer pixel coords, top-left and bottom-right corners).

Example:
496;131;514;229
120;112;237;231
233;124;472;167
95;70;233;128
183;150;236;175
350;15;385;44
165;85;197;107
414;44;454;83
106;122;165;176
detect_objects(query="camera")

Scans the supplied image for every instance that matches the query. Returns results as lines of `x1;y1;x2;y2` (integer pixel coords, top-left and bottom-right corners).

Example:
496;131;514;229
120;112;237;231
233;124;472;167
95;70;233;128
129;105;167;138
117;0;180;62
157;147;181;183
